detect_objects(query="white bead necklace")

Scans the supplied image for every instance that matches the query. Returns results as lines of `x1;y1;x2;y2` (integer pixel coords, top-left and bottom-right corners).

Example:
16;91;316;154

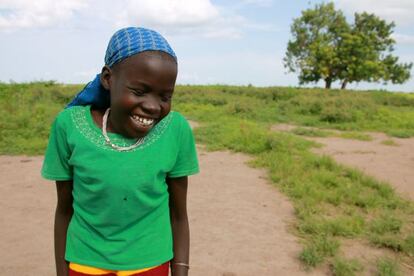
102;108;145;151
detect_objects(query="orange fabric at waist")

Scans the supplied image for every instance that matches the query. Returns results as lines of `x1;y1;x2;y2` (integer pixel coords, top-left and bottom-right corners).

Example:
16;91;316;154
69;262;157;276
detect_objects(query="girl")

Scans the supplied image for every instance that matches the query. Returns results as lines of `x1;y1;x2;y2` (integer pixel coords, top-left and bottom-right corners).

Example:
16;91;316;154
41;27;199;276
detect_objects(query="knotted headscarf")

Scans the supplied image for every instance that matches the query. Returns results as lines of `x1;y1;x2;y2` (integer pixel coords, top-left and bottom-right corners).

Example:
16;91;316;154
66;27;177;109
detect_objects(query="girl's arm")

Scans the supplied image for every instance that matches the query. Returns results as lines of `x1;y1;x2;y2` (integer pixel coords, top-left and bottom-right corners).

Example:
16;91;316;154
167;176;190;276
54;180;74;276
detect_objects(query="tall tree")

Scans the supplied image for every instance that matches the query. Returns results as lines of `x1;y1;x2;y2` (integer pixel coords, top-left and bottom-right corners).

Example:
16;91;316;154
284;3;412;89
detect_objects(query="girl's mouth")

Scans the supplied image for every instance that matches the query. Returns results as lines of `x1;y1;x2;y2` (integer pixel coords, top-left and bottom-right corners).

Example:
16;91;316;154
131;115;155;128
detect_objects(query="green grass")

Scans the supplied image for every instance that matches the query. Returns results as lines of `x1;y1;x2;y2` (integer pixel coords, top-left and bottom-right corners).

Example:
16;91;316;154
299;235;340;267
376;258;400;276
403;235;414;256
381;139;399;146
174;85;414;273
369;215;403;235
291;127;334;137
331;258;363;276
2;83;414;155
0;82;82;155
2;82;414;274
175;85;414;136
290;127;372;141
338;132;372;141
291;127;373;141
188;105;414;273
387;129;414;138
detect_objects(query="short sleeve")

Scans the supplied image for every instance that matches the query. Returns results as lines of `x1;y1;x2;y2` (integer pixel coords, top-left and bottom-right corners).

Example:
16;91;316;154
41;115;73;181
167;115;200;178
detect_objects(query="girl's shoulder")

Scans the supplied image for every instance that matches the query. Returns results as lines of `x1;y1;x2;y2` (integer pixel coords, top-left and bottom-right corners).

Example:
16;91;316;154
54;105;87;122
51;105;89;134
169;110;185;123
168;111;193;131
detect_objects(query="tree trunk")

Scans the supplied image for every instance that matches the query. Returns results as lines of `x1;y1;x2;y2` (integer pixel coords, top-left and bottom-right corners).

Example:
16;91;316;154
341;80;348;90
325;78;332;89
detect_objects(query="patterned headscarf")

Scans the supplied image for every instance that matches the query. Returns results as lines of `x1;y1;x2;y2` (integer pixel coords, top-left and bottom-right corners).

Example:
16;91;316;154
66;27;177;109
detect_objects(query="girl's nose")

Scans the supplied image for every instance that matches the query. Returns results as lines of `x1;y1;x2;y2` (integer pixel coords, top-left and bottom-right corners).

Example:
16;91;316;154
141;96;160;115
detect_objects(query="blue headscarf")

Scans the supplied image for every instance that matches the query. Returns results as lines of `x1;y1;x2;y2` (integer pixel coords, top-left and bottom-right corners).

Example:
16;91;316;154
66;27;177;109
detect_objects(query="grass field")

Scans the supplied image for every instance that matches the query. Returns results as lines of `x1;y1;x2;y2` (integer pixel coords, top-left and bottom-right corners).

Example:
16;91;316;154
1;82;414;275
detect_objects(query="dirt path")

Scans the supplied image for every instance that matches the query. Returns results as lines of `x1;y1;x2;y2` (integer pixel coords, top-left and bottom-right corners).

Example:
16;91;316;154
0;149;320;275
272;124;414;201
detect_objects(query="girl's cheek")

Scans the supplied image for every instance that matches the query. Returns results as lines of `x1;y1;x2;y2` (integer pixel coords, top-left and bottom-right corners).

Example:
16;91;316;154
117;90;135;104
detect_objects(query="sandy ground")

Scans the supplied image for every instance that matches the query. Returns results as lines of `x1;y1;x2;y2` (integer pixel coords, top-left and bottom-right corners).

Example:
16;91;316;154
0;148;321;275
3;122;412;275
272;124;414;201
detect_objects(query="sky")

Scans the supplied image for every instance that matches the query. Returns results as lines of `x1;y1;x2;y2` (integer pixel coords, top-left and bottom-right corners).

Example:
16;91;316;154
0;0;413;92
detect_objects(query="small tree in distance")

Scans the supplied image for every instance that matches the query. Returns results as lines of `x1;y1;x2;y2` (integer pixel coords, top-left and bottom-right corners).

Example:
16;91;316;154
284;2;412;89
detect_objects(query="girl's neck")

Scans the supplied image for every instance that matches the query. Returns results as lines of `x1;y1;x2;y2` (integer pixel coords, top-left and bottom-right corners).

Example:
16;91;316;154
90;106;128;136
90;106;112;132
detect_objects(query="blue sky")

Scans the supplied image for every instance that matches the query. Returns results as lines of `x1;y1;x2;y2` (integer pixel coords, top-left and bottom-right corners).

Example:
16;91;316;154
1;0;413;92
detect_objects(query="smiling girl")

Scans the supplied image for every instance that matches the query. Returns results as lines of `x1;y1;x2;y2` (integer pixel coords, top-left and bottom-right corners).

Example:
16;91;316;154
41;27;199;276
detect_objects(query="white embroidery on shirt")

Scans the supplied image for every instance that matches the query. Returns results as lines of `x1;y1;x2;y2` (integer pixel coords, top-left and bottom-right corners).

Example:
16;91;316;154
70;106;174;152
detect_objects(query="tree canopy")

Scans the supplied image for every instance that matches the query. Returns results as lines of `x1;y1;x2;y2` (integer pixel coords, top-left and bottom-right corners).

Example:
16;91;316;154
284;2;412;89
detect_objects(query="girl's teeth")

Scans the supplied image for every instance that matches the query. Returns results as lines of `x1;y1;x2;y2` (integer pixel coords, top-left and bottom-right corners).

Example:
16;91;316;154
132;115;154;126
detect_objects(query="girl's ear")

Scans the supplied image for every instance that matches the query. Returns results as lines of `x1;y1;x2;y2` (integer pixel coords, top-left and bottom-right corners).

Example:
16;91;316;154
100;65;112;90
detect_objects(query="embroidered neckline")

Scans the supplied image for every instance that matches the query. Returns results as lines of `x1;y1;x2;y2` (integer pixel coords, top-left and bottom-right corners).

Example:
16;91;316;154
70;105;173;152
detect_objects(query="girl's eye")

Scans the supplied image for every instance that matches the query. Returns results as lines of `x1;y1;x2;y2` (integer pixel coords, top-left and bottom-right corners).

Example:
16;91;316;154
161;95;172;102
130;89;145;96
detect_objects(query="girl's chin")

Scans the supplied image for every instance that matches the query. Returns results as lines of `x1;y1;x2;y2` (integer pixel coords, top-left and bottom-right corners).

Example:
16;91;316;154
124;117;155;138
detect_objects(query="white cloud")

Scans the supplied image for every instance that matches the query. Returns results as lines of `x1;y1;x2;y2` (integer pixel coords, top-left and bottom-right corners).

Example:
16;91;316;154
0;0;268;39
112;0;245;39
0;0;87;31
117;0;219;28
202;27;242;39
177;71;201;84
177;50;294;86
241;0;273;7
392;33;414;45
335;0;414;26
74;68;100;80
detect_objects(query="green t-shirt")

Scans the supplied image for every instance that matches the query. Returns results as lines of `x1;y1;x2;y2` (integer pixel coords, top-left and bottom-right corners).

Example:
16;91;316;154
41;105;199;270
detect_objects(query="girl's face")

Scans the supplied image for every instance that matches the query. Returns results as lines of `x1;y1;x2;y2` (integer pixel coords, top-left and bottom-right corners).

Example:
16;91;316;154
101;51;177;139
